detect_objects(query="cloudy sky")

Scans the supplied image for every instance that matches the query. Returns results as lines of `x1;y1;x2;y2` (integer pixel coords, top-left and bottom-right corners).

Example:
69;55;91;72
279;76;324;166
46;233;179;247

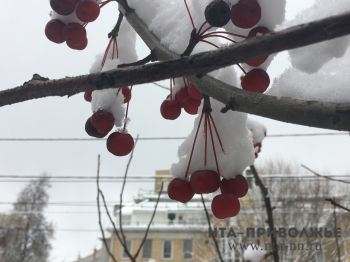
0;0;349;261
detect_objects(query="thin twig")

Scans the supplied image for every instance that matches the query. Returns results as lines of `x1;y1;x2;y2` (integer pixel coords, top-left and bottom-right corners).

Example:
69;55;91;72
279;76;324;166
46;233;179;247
326;198;350;213
302;165;350;184
96;155;118;262
118;135;139;260
118;52;156;68
200;194;224;262
108;11;124;38
250;165;279;262
133;182;164;258
332;202;341;262
99;189;124;249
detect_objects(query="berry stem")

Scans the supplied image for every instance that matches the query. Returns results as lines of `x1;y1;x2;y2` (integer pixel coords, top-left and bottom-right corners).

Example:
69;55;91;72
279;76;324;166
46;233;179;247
108;11;124;38
236;64;247;74
100;0;113;8
203;31;246;39
101;38;114;69
208;114;223;192
200;34;237;44
123;86;133;132
170;78;173;100
198;25;213;37
184;112;205;179
208;113;225;153
199;39;220;49
184;0;195;29
197;21;208;36
204;113;208;167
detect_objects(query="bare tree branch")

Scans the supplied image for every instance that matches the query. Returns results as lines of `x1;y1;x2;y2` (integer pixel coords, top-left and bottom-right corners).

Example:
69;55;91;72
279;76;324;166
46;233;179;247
96;155;118;262
302;165;350;184
118;135;139;261
0;11;350;131
326;198;350;213
200;194;224;262
133;182;163;259
250;165;279;262
332;203;341;262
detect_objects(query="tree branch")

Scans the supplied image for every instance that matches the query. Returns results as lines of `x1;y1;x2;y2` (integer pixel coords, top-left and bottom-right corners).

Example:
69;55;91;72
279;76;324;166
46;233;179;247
200;194;224;262
301;165;350;184
1;11;350;131
118;135;139;261
326;198;350;213
96;155;118;262
133;182;163;259
250;165;279;262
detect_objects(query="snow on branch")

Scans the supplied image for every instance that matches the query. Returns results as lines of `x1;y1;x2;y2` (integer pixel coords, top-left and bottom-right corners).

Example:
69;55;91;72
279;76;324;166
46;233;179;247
0;9;350;130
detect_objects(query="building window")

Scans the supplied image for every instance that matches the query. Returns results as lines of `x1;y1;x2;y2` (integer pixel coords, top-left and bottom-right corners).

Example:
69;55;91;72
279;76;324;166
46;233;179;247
121;240;132;259
183;239;193;260
142;239;152;259
162;240;172;259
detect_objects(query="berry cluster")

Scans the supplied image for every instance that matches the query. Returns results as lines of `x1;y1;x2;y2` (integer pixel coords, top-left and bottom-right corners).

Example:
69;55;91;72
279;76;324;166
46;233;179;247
84;35;134;157
203;0;271;93
167;103;250;219
160;79;203;120
45;0;103;50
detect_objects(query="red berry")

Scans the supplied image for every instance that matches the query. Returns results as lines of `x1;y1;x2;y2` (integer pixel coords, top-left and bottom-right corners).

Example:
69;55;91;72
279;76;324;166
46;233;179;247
211;193;240;219
50;0;75;16
204;0;231;27
183;97;201;115
175;87;189;108
68;0;80;4
67;37;88;50
45;19;66;44
107;132;134;156
241;68;270;93
84;91;92;102
190;170;220;194
246;27;270;66
63;23;87;46
160;99;181;120
90;110;115;135
231;0;261;29
221;175;248;198
121;87;132;103
167;178;194;203
75;0;100;22
85;117;106;138
188;83;203;101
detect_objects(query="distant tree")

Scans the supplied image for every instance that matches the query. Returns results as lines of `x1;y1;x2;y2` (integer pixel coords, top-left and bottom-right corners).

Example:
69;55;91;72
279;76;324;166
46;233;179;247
1;174;54;262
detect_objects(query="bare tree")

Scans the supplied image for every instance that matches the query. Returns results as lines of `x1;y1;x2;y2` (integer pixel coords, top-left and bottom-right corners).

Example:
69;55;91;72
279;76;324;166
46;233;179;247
1;174;54;262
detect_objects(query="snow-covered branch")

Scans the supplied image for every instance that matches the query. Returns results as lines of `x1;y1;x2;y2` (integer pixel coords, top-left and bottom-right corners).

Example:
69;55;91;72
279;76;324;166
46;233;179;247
0;9;350;130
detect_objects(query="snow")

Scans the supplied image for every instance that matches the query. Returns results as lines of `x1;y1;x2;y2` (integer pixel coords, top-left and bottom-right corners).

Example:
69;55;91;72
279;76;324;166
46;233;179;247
279;0;350;73
244;244;266;262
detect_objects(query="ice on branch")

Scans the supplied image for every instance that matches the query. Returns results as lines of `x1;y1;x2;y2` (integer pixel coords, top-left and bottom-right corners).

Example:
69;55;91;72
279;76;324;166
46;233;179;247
279;0;350;73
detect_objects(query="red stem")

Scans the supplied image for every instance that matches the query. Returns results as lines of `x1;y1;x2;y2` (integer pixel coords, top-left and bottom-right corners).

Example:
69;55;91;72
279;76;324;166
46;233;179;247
204;113;208;166
101;38;114;69
184;0;195;29
200;34;237;44
208;114;225;153
197;21;208;36
208;114;223;192
185;113;205;179
123;86;133;132
170;79;173;100
203;31;246;39
236;63;247;74
199;40;220;49
199;25;213;37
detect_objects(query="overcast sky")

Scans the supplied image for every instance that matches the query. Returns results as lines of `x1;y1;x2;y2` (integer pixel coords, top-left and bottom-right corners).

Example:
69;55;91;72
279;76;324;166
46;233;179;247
0;0;349;261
